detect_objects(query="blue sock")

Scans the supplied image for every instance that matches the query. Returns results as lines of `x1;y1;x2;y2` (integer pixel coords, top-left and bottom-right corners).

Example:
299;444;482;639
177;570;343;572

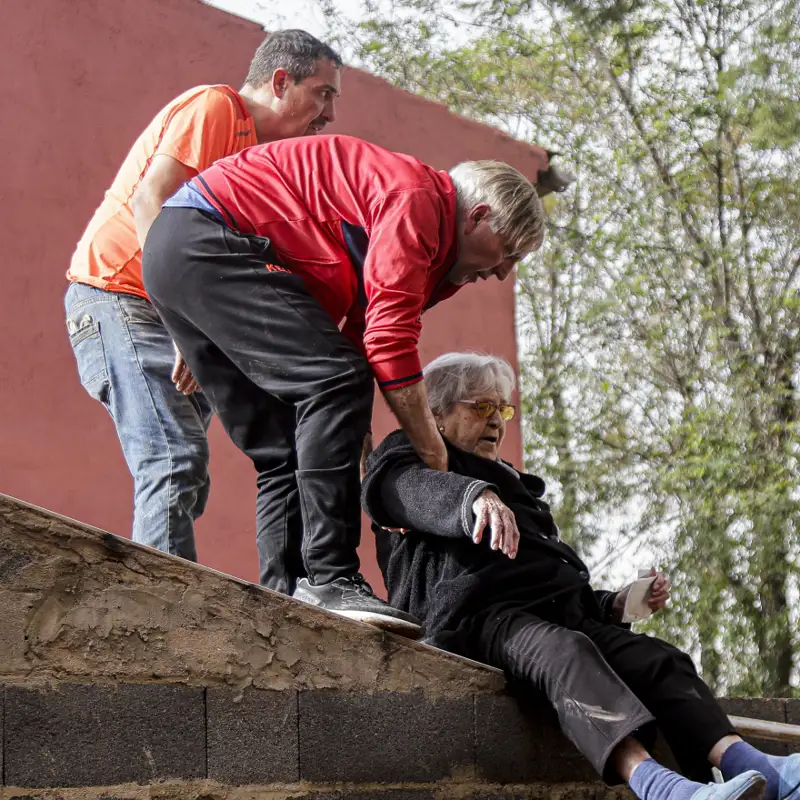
720;741;783;800
629;758;708;800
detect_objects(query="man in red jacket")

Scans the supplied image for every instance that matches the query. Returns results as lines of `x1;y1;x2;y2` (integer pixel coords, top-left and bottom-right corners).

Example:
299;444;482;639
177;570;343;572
142;134;544;630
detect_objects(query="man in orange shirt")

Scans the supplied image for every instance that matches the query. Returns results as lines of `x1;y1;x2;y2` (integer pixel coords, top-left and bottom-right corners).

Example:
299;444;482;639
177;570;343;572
65;30;342;576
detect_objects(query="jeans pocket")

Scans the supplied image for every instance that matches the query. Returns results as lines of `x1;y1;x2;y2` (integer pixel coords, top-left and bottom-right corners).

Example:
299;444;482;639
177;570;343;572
67;314;110;403
117;294;164;326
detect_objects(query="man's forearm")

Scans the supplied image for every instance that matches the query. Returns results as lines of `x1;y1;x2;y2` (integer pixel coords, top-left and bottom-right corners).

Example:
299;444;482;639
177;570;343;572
132;194;165;249
383;381;447;471
131;155;197;249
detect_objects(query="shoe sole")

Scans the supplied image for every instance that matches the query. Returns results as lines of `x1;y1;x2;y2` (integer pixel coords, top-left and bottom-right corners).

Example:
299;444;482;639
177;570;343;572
327;609;422;638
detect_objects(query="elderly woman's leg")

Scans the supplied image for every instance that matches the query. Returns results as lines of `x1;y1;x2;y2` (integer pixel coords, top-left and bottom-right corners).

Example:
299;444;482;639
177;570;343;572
614;737;765;800
575;616;732;779
577;618;800;799
472;607;654;776
469;607;767;800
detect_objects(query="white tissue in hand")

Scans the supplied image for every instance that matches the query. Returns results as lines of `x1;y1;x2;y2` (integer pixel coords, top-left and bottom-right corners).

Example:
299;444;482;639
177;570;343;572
621;574;656;623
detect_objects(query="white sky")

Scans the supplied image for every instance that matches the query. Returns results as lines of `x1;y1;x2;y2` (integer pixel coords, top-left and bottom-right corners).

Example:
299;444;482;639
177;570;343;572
203;0;357;37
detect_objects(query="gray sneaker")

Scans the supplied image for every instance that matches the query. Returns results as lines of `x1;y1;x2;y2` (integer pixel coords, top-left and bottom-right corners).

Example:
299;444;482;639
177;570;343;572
293;574;422;637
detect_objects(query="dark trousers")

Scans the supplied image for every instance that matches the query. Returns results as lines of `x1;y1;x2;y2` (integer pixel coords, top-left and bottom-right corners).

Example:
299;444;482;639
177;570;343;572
142;208;374;593
468;605;734;781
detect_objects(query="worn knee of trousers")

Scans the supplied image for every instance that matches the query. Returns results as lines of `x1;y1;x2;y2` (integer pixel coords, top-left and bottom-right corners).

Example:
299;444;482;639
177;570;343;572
559;628;604;665
164;435;211;510
509;623;601;681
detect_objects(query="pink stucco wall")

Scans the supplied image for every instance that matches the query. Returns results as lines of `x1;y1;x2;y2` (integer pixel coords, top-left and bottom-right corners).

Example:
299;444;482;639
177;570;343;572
0;0;548;588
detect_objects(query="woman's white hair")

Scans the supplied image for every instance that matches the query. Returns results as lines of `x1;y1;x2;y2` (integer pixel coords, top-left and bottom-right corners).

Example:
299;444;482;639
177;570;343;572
424;352;516;416
449;160;545;255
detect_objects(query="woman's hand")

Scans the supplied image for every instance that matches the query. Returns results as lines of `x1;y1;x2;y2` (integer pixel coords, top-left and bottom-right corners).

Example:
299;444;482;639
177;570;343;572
471;489;519;559
612;567;671;623
648;569;671;611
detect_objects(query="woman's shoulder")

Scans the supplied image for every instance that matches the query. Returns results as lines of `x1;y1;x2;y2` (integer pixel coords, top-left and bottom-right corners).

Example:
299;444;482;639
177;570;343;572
517;469;547;498
364;430;421;480
375;428;412;451
368;432;547;498
490;458;545;495
370;429;415;462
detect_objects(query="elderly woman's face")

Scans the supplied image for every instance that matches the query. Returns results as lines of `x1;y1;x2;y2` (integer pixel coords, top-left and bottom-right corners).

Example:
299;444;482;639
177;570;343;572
437;387;510;460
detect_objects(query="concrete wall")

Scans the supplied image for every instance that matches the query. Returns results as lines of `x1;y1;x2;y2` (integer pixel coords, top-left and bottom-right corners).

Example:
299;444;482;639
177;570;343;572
1;495;794;797
0;494;503;694
0;493;598;795
0;0;549;588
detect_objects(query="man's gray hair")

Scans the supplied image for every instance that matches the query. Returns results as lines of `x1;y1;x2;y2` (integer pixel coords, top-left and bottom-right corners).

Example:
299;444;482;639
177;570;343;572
245;29;342;87
449;161;545;255
424;353;516;416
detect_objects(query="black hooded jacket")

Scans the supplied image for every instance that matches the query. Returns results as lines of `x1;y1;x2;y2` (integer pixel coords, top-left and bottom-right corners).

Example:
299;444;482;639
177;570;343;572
361;430;618;649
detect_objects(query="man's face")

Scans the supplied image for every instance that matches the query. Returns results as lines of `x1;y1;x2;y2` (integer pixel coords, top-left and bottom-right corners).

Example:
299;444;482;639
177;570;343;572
273;58;341;137
448;205;526;286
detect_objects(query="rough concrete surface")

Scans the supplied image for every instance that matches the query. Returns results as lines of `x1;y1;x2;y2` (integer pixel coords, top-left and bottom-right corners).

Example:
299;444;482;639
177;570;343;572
474;694;595;784
0;495;504;695
298;691;473;783
207;688;299;784
788;698;800;725
0;681;609;791
5;684;206;787
0;781;633;800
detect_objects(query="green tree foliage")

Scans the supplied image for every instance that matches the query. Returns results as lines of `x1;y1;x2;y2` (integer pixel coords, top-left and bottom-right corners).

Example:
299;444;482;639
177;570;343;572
323;0;800;694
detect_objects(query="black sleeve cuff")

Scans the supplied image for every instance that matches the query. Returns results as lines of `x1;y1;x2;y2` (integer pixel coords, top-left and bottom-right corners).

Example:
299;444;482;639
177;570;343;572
460;481;498;537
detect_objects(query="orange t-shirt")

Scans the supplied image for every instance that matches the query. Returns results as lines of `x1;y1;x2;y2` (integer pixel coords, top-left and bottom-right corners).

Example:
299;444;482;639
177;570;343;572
67;85;257;299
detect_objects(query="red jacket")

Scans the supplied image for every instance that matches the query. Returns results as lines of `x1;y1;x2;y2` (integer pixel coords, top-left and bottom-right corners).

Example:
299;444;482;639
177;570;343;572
195;134;461;389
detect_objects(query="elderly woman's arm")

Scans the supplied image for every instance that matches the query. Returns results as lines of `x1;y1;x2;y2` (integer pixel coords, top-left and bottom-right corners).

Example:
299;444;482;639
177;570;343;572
363;431;521;558
362;443;493;539
594;590;620;623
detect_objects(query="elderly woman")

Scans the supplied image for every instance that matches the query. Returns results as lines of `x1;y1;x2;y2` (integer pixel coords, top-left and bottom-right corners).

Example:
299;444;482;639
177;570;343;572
362;353;799;800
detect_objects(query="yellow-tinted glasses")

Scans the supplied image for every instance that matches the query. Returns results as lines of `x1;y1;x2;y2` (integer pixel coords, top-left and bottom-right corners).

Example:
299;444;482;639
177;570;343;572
459;400;517;421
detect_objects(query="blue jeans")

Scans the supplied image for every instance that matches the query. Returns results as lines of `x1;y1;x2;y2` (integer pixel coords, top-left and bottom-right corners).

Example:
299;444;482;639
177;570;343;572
64;282;212;559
